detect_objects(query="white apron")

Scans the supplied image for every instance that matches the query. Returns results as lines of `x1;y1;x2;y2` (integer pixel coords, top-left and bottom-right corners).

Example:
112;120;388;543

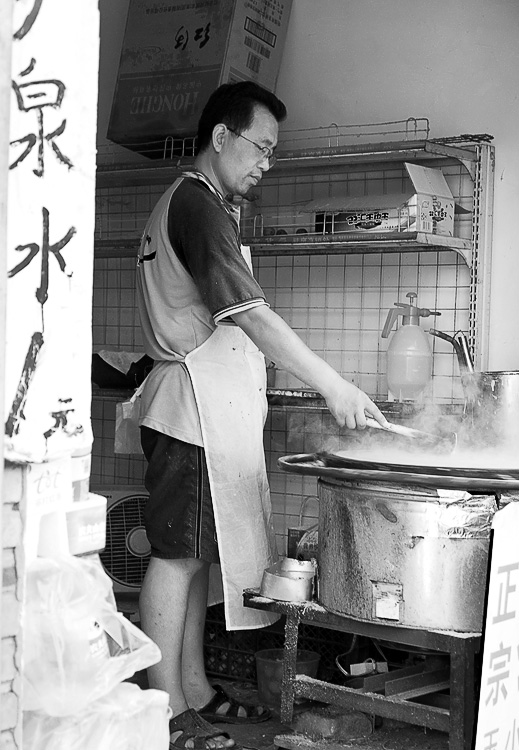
185;323;279;630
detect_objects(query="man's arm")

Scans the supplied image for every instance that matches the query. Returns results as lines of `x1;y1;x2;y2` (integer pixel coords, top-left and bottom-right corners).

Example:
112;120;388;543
233;305;387;430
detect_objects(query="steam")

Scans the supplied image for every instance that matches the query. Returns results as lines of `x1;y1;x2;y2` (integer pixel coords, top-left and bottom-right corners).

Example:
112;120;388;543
327;377;519;469
285;373;519;470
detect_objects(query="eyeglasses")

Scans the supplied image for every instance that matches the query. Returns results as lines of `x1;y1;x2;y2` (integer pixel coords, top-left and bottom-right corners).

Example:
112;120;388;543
228;128;277;167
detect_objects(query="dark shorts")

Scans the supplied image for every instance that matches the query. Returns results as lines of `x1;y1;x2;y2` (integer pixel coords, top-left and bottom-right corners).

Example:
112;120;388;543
140;426;219;563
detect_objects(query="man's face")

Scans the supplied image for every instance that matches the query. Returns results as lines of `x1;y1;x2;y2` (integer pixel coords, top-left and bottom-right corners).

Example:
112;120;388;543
217;104;279;197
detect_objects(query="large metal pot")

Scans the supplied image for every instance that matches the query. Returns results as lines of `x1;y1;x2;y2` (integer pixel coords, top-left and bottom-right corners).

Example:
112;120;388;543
318;477;495;632
463;370;519;446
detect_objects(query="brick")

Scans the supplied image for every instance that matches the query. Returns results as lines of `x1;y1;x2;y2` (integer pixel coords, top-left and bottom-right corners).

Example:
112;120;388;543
2;567;16;589
0;593;21;639
1;638;16;681
2;550;15;572
2;550;17;590
1;508;22;549
0;730;17;750
2;467;24;505
292;705;373;741
0;691;18;732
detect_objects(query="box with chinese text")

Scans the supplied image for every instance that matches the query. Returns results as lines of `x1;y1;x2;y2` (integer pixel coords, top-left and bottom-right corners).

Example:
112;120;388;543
301;163;456;237
107;0;293;156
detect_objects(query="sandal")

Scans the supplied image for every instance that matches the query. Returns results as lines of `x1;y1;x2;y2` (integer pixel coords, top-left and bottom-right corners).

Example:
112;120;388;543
199;684;271;724
169;708;237;750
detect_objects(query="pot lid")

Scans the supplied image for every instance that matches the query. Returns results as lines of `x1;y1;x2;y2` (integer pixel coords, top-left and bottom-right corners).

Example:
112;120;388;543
278;453;519;491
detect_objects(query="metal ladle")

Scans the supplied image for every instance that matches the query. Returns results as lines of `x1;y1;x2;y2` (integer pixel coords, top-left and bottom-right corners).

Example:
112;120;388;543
365;416;458;454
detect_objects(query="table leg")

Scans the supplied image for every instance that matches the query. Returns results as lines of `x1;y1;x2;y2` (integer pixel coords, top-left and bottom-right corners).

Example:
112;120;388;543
279;612;301;725
449;640;478;750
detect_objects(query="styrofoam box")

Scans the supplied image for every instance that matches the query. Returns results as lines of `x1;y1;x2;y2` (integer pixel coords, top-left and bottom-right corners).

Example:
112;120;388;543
66;493;107;556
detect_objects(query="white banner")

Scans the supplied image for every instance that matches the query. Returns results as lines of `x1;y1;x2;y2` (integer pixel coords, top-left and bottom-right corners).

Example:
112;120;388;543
5;0;99;462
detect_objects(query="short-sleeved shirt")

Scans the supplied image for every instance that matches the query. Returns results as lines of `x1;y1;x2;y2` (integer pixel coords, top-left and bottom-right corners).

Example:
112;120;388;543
136;172;268;445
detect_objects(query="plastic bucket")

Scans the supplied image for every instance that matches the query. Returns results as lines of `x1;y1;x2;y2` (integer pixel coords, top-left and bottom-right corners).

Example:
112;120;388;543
255;649;320;708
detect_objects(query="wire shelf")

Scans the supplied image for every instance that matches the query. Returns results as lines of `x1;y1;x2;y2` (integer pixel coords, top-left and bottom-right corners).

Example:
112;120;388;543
276;118;430;151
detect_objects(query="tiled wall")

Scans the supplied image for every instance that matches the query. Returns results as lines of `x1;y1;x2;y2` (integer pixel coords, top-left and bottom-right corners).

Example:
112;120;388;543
93;251;469;400
93;259;142;351
254;250;469;401
91;248;469;552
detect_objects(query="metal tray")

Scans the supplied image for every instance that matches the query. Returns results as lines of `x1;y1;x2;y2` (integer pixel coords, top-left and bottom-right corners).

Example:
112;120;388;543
278;452;519;491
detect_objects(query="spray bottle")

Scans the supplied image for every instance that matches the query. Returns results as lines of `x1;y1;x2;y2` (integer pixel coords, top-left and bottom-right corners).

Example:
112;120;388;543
382;292;440;401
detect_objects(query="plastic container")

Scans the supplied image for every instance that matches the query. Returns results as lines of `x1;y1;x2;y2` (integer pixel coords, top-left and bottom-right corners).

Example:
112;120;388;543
382;292;439;400
386;324;433;400
255;649;320;708
23;681;171;750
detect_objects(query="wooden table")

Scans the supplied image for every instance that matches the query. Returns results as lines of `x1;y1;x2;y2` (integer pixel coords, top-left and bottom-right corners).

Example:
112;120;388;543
244;590;481;750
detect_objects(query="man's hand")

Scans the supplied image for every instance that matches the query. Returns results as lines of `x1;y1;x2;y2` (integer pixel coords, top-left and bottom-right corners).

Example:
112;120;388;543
322;378;388;430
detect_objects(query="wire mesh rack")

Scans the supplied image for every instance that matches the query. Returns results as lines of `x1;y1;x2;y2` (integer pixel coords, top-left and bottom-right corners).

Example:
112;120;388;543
276;117;430;152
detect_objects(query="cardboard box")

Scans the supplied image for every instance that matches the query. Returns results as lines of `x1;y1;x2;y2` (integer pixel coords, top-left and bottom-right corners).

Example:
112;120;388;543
301;163;456;237
107;0;293;155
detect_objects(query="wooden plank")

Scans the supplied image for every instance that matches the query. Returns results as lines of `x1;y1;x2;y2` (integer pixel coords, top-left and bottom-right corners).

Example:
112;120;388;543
344;664;426;693
387;679;450;701
293;675;450;731
243;591;482;650
385;668;451;697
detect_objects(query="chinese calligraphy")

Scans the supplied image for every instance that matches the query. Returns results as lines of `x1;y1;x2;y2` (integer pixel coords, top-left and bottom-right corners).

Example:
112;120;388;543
13;0;43;40
11;58;73;177
8;206;76;306
493;562;518;624
475;517;519;750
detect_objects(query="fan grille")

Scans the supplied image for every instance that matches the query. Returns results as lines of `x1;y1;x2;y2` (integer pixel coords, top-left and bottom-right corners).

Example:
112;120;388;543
99;494;151;588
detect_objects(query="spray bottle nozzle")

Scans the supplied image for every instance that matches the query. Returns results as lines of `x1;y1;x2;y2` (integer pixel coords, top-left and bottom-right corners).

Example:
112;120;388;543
382;293;441;338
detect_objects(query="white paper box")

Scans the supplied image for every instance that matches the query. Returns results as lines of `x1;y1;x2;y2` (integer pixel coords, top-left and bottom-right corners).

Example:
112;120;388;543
300;163;456;237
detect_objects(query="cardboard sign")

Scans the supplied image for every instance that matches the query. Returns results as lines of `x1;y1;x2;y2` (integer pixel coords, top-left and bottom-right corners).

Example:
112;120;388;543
474;502;519;748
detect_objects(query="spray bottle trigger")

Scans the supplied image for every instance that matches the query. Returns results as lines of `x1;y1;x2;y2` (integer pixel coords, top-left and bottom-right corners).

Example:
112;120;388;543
382;307;402;338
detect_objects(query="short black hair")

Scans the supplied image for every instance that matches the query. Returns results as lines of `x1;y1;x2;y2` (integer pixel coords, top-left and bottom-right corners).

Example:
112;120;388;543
196;81;287;154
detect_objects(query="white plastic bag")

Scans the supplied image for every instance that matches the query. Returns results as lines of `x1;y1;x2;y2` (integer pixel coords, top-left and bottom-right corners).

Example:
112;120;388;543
23;682;171;750
22;555;162;715
114;379;147;455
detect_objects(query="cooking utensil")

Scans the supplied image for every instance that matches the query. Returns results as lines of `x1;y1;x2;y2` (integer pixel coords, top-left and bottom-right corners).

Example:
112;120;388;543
259;558;315;602
429;329;472;376
318;477;493;632
463;370;519;445
454;332;474;373
365;416;457;453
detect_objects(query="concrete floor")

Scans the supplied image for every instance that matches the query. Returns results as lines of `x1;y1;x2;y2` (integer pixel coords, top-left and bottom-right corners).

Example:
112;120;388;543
212;681;450;750
125;674;450;750
121;599;455;750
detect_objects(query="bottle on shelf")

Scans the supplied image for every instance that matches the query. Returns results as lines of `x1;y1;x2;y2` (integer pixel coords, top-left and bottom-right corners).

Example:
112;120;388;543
381;292;440;401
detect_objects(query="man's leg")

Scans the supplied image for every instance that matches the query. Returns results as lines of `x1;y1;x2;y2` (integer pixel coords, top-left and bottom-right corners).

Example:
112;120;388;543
180;558;216;708
140;555;199;715
139;556;234;748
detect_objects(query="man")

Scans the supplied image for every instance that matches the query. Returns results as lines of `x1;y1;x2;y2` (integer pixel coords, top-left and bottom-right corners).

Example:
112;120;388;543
136;81;387;750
